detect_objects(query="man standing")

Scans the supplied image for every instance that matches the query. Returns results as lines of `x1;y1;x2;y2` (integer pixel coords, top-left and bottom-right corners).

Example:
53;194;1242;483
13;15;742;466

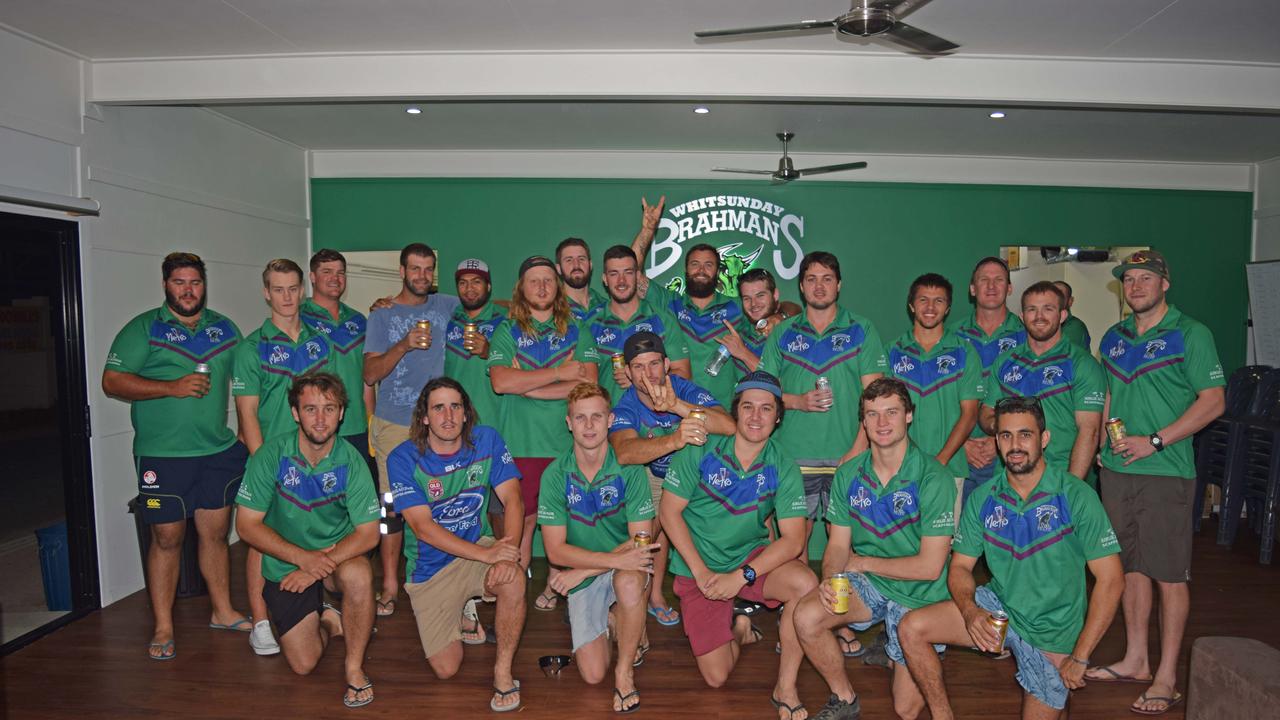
1053;281;1092;351
234;258;332;654
792;378;957;720
558;196;666;323
980;282;1105;480
585;245;690;403
759;251;888;539
1084;250;1225;715
444;258;508;426
364;243;460;617
661;371;817;718
953;257;1026;500
235;373;380;708
103;252;250;660
898;397;1124;720
717;268;786;376
489;255;598;609
388;378;527;713
609;331;734;627
540;383;659;713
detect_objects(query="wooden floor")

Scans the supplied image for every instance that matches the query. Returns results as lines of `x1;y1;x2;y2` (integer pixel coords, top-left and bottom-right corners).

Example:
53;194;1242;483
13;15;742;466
4;520;1278;719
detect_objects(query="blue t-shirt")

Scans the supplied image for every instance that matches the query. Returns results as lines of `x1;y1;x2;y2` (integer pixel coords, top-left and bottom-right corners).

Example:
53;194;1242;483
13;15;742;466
365;293;460;426
608;375;720;478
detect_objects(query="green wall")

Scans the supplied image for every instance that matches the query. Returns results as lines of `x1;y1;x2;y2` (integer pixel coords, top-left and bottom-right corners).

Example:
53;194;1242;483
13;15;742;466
313;177;1250;372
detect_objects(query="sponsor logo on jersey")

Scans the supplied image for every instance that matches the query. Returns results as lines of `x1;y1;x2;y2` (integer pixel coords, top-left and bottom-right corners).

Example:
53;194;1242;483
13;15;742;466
707;467;732;489
985;505;1009;530
596;328;617;345
142;470;158;485
786;336;810;353
165;328;188;343
146;498;161;509
1108;342;1126;359
851;487;872;510
517;335;535;349
282;466;302;488
1003;366;1024;383
269;345;290;364
893;356;915;374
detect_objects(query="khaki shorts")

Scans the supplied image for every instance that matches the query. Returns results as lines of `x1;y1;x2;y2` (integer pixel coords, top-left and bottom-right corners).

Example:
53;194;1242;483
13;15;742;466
405;537;495;659
370;415;411;496
646;468;664;520
1099;468;1193;583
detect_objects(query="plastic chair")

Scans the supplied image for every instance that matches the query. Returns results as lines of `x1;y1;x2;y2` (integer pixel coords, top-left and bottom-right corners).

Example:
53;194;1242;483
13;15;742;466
1194;365;1271;532
1217;369;1280;562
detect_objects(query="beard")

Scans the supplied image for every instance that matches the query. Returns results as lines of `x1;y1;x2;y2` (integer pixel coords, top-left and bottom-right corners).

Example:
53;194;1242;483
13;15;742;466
686;275;717;299
165;288;206;318
1003;451;1039;474
608;285;636;304
561;271;591;290
404;277;431;298
1026;323;1059;343
461;291;491;312
301;425;337;447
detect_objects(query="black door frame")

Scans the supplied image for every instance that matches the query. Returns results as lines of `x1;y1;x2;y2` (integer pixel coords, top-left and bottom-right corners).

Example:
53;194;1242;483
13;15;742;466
0;210;100;654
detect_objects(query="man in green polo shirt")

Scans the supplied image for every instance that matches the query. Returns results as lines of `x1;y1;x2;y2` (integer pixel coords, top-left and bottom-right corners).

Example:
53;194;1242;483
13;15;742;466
234;258;332;655
898;397;1124;720
1053;281;1092;351
1084;250;1225;715
758;251;888;542
103;252;250;661
539;382;658;713
558;197;665;323
717;268;791;377
235;373;380;708
980;282;1105;481
661;371;817;719
444;258;508;427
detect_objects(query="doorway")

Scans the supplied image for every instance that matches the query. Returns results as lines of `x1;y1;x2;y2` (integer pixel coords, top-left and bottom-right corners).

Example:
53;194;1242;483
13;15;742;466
0;210;98;652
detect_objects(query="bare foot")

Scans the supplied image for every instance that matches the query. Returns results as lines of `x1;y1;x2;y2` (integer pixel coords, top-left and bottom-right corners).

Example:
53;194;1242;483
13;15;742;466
614;668;640;712
771;686;808;720
733;615;761;646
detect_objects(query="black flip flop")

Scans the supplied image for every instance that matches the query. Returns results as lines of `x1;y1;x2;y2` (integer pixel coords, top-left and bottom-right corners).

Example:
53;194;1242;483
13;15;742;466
770;695;806;720
614;688;641;714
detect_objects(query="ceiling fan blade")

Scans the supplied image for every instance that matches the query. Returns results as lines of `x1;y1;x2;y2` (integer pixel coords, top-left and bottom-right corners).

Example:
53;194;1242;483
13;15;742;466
880;22;959;54
868;0;941;20
712;168;779;175
796;161;869;176
695;20;836;38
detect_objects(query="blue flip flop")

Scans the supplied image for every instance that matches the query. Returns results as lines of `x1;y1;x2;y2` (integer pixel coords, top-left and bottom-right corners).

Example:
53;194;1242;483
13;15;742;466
647;605;681;626
208;617;253;632
148;640;176;661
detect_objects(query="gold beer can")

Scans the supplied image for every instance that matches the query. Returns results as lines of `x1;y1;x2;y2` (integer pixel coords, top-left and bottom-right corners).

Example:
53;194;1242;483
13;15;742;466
415;319;431;348
1105;417;1127;445
989;610;1009;653
633;531;652;547
611;353;625;371
688;407;706;423
830;573;851;614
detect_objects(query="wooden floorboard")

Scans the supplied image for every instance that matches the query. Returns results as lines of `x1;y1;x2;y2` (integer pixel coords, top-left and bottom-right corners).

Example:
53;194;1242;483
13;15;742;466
3;519;1278;719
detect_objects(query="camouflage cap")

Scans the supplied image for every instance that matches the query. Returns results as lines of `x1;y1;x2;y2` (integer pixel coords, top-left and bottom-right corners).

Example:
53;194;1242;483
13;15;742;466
1112;249;1170;280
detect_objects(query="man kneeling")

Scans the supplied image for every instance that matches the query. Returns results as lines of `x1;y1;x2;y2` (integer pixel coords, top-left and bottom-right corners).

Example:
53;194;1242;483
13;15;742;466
388;377;527;712
897;397;1124;720
235;372;380;708
539;383;659;713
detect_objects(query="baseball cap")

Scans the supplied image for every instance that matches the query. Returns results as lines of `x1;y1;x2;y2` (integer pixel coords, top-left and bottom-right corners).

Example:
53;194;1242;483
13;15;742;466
623;331;666;364
734;370;783;400
455;258;490;284
1112;249;1170;280
518;255;557;278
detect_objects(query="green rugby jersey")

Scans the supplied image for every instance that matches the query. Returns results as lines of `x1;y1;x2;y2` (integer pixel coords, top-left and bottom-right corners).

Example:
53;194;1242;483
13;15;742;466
444;301;508;427
1098;305;1224;478
236;432;380;582
887;329;984;477
233;319;332;445
105;305;241;457
826;443;957;608
663;434;807;576
649;284;745;407
569;286;608;324
537;446;655;593
953;466;1119;653
730;315;770;375
300;299;368;436
951;310;1027;442
584;298;689;404
1061;314;1092;352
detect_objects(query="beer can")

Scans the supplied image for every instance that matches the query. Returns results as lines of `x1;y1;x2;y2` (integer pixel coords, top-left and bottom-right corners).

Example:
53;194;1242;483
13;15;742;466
989;610;1009;653
816;376;831;393
463;322;478;336
688;407;706;423
1106;417;1127;444
633;531;652;547
415;319;431;348
829;573;851;614
611;353;625;371
755;317;769;331
193;363;211;375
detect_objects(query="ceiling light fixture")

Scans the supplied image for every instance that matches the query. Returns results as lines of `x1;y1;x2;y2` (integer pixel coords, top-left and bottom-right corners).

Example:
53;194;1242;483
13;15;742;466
989;111;1006;119
693;106;710;115
406;107;422;115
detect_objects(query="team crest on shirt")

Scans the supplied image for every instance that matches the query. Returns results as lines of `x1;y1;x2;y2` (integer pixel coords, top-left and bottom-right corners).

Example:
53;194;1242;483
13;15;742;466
599;485;619;506
893;356;915;374
831;333;852;351
548;334;564;351
711;308;729;322
1042;366;1064;384
851;487;872;510
204;326;224;342
466;465;483;484
1035;504;1060;531
428;479;444;499
305;340;323;360
142;470;158;485
282;466;302;488
1143;339;1167;359
1003;366;1024;383
165;327;188;343
891;491;915;516
321;472;338;493
634;322;653;333
344;320;360;334
998;337;1019;352
787;336;811;353
708;468;732;489
269;345;290;364
985;505;1009;529
935;355;957;374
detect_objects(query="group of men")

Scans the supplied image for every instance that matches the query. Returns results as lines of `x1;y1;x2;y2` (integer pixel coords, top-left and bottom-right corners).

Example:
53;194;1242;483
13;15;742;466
106;193;1225;718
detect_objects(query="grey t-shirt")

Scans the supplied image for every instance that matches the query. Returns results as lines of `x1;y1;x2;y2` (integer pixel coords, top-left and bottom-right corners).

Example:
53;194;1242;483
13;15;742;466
365;293;460;426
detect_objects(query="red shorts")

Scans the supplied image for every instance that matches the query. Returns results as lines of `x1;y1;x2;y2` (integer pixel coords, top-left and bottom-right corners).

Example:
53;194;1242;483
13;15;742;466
672;545;779;656
513;457;553;517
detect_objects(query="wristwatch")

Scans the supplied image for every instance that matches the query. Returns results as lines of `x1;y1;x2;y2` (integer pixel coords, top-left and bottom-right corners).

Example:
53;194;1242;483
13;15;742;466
1150;433;1165;452
741;564;758;587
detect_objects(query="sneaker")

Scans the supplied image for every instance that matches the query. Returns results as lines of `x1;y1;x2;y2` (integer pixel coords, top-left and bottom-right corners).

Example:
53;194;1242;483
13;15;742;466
812;694;862;720
463;598;479;624
250;619;280;656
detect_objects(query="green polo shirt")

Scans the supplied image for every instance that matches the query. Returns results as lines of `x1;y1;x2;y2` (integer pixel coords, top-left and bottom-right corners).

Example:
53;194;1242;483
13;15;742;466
951;310;1027;441
650;284;745;407
487;315;599;458
569;287;609;323
663;434;807;576
731;316;771;375
233;319;332;445
1098;305;1225;478
444;301;508;427
235;432;380;582
984;336;1106;470
887;330;985;477
584;298;689;403
105;305;242;458
1061;314;1092;352
826;443;957;608
537;446;655;593
758;308;888;461
300;299;368;437
953;466;1120;653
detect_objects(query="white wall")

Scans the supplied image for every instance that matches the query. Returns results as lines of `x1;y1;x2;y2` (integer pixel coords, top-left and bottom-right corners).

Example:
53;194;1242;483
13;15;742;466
1256;157;1280;262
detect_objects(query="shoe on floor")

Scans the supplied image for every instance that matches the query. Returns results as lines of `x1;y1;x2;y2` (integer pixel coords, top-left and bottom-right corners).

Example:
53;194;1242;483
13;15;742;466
250;619;280;656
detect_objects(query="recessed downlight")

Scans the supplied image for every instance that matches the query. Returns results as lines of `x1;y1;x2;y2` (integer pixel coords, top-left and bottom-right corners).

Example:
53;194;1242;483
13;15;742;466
693;106;710;115
989;111;1006;119
406;107;422;115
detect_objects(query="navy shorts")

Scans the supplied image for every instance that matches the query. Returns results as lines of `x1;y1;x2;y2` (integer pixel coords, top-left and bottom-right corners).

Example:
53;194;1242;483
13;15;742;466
136;441;249;524
263;578;325;637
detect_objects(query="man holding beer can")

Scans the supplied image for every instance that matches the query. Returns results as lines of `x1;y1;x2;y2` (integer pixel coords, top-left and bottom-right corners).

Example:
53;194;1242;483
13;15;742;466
538;383;657;713
898;397;1124;720
444;259;507;427
1085;250;1225;715
791;377;957;720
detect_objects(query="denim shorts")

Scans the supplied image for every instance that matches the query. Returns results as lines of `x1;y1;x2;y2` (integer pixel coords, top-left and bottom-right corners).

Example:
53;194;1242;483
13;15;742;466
846;572;945;666
567;571;617;652
974;585;1069;710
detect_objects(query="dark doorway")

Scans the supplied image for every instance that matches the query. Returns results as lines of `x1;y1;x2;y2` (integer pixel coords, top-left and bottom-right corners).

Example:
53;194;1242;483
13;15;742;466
0;210;98;652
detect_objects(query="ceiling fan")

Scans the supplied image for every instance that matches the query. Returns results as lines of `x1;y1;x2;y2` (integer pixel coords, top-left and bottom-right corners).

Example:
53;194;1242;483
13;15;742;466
713;133;868;183
695;0;959;56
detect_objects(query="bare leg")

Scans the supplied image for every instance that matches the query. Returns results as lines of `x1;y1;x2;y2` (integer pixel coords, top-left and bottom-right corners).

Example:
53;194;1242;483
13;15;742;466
146;521;185;657
766;560;819;720
891;661;927;720
898;601;981;720
1084;572;1153;682
574;632;611;685
648;517;674;615
1132;581;1188;713
277;609;326;675
613;570;647;712
335;555;375;705
246;547;269;625
694;639;742;688
793;585;872;706
1021;685;1065;720
193;507;244;626
488;560;527;710
522;516;558;608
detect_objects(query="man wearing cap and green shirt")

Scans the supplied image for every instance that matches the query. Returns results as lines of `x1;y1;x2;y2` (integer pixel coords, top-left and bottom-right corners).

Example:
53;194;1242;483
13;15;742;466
1084;249;1225;716
1053;281;1092;352
444;258;508;426
980;281;1105;482
489;255;599;609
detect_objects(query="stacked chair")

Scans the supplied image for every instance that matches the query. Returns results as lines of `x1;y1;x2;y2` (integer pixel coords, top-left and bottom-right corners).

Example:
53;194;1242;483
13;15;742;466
1194;366;1272;532
1215;367;1280;563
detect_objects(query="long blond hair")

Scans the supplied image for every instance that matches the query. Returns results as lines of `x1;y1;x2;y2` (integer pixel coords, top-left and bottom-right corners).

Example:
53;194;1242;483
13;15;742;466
509;272;573;338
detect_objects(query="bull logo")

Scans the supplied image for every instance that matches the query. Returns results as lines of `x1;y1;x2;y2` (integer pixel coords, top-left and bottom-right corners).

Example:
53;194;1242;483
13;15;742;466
344;320;360;334
305;340;323;360
998;337;1018;352
891;491;914;516
711;308;729;322
321;472;338;493
549;334;564;351
269;345;290;364
831;333;852;351
893;356;916;375
1035;505;1059;532
204;326;224;342
599;485;619;506
634;323;654;333
1042;366;1064;384
936;355;957;374
1143;339;1167;359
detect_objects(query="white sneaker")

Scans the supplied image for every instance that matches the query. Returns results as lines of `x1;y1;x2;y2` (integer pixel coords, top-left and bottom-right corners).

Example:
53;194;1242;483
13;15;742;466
250;619;280;656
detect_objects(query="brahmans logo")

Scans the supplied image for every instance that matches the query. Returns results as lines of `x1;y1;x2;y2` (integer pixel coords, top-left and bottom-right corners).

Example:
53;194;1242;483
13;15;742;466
891;491;914;516
831;333;853;352
321;471;338;493
1143;339;1167;359
1035;504;1060;531
305;340;323;360
204;327;224;342
646;194;807;297
599;485;619;506
936;355;957;374
344;320;360;334
1042;366;1063;384
998;337;1019;352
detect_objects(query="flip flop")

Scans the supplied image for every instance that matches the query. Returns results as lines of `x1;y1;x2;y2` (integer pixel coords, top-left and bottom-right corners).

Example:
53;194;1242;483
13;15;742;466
462;623;496;645
490;680;521;713
770;695;806;720
1130;691;1183;716
614;688;641;714
647;605;681;626
375;596;396;617
148;640;176;661
633;642;650;668
1088;665;1154;684
534;589;559;612
208;617;253;632
343;678;374;708
836;630;866;658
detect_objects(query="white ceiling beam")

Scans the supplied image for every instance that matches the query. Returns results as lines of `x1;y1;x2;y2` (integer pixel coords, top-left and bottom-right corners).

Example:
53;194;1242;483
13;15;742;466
90;51;1280;112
